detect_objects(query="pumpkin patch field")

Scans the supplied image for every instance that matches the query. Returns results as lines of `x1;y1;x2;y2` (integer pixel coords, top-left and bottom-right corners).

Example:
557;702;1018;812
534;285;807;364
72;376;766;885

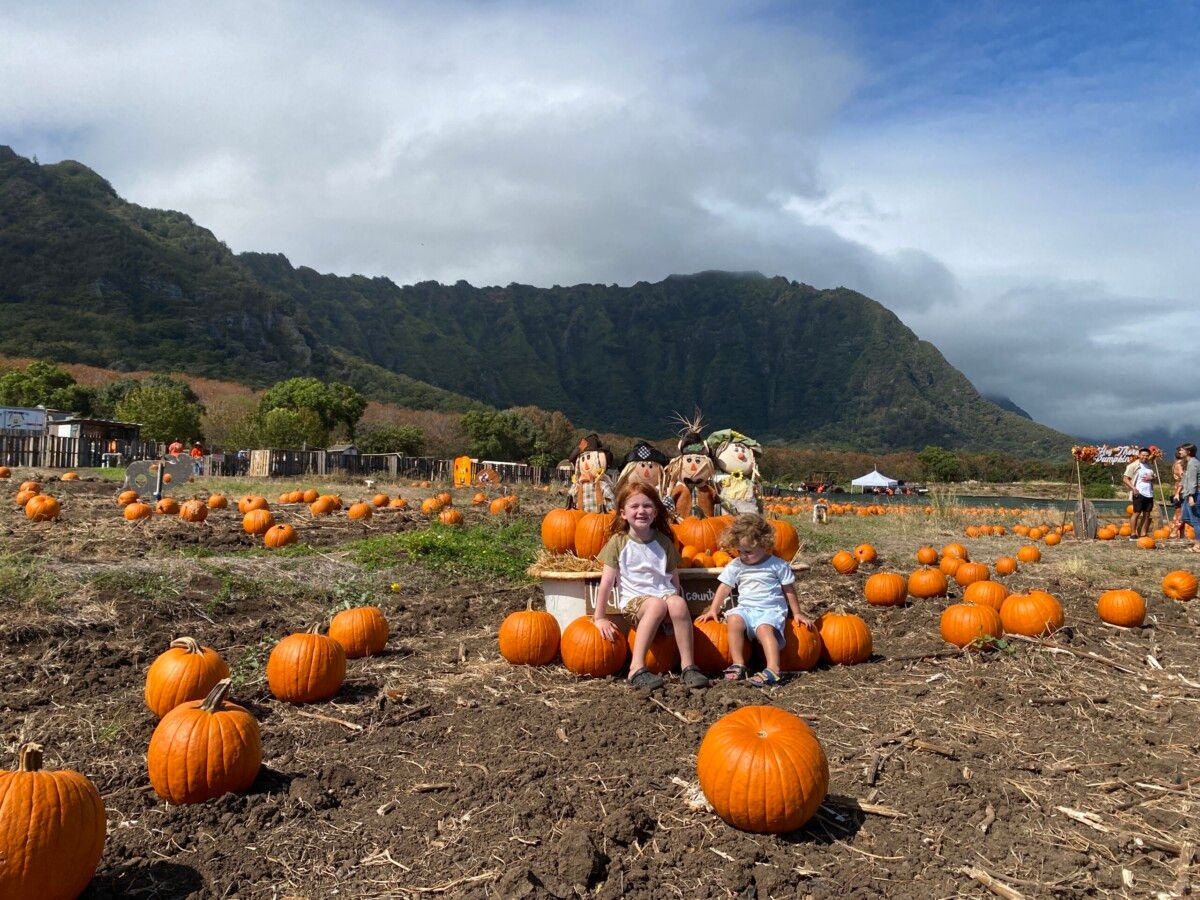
1;474;1198;897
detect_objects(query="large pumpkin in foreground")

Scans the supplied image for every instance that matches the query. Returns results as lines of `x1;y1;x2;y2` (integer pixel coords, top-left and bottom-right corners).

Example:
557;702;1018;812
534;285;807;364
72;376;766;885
499;608;560;665
697;706;829;834
0;743;106;900
148;679;262;804
560;616;627;677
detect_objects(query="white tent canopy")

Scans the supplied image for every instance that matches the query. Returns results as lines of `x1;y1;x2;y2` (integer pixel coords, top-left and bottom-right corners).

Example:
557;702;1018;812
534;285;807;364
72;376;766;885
851;469;899;489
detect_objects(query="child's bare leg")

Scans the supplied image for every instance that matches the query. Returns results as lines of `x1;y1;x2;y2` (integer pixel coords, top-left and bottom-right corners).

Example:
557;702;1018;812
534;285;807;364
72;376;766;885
629;597;667;677
665;595;695;669
757;624;782;674
726;614;747;666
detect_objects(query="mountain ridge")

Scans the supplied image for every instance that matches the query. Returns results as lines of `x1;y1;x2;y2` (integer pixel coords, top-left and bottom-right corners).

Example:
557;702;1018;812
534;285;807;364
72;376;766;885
0;146;1073;454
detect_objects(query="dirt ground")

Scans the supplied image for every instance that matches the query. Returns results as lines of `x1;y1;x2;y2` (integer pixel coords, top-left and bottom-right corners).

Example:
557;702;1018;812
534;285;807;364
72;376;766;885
1;474;1198;898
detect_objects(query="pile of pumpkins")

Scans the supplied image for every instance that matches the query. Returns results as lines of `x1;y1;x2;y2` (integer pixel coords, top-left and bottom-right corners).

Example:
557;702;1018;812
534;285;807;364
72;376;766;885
0;605;389;896
11;478;61;521
538;509;800;569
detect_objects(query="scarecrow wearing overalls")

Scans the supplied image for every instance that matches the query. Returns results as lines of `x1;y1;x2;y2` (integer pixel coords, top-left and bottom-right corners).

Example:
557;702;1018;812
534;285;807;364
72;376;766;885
615;440;671;498
664;416;719;518
707;429;763;515
565;433;614;513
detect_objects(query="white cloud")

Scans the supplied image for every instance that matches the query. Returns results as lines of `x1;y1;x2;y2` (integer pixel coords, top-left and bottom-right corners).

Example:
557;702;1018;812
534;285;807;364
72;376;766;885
1;1;1196;439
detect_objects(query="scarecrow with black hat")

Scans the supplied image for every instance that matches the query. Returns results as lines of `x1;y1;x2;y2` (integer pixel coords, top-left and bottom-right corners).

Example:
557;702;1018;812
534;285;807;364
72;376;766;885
664;412;719;518
615;440;671;498
565;433;615;513
707;428;764;515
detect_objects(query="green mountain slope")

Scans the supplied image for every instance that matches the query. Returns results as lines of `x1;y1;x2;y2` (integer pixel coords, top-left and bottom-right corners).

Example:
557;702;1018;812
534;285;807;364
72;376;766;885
0;147;1071;453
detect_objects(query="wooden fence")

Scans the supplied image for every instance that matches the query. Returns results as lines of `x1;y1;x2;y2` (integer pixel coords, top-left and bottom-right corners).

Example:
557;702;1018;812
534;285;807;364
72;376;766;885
0;434;164;469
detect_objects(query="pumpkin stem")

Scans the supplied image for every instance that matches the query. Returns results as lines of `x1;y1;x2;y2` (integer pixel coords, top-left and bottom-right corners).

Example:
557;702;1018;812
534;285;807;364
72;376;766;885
169;636;203;654
307;622;324;635
200;678;233;713
17;742;43;772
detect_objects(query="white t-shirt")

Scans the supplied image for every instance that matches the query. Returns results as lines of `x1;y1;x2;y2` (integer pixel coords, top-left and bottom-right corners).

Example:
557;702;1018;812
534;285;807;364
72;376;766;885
597;531;680;607
1134;463;1155;498
718;555;795;609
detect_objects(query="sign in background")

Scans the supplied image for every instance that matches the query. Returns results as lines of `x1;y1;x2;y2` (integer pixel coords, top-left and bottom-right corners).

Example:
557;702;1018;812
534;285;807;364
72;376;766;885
0;407;47;435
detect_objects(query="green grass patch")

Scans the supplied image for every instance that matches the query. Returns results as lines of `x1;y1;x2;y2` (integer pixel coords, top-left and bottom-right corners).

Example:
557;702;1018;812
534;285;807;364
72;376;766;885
0;552;67;611
75;467;127;481
88;569;180;604
351;521;538;581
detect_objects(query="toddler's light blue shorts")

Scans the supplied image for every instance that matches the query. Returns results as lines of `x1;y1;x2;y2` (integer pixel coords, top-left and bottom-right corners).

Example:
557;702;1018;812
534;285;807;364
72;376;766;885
727;606;786;646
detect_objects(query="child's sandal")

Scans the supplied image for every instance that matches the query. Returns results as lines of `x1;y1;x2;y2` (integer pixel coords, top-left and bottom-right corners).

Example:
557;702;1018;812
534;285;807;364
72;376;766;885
628;668;665;691
748;669;781;688
722;664;747;681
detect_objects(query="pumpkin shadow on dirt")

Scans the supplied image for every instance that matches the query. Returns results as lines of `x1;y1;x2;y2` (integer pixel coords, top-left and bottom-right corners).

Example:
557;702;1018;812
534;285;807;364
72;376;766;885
778;802;866;845
246;764;295;796
85;860;205;899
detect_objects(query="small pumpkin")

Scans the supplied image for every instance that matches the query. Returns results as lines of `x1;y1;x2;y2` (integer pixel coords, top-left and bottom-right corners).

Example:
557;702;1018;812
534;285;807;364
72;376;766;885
145;636;230;718
118;489;139;507
179;499;209;523
123;501;153;521
697;706;829;834
266;624;347;703
854;543;877;564
939;555;962;576
1044;532;1062;547
388;497;409;509
242;508;275;535
999;591;1064;637
237;495;269;514
692;618;732;673
421;497;444;515
439;507;464;525
863;572;907;607
147;679;262;804
347;501;373;521
206;493;228;509
1016;545;1042;564
329;606;389;658
817;612;872;665
14;489;37;508
941;543;969;561
302;488;319;503
963;579;1008;611
953;561;990;588
60;471;78;481
18;480;41;493
472;492;487;505
263;523;298;549
310;496;336;516
779;619;822;672
674;516;723;554
156;497;180;515
916;546;938;565
371;493;390;507
940;603;1004;649
25;494;61;521
1161;570;1197;601
907;567;948;599
1097;589;1145;628
560;616;627;677
0;465;8;478
0;743;106;900
830;551;859;575
498;608;560;665
993;556;1018;576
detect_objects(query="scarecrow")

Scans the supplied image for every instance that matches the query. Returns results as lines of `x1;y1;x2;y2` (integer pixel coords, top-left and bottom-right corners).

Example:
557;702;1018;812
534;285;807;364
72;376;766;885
615;440;671;498
565;433;614;513
707;428;763;515
664;414;719;518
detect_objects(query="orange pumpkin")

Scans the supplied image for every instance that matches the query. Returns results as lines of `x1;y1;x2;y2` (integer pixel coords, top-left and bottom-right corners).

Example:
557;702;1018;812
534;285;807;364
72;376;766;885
18;480;40;493
0;466;8;478
941;543;969;561
310;496;336;516
1097;589;1145;627
907;567;948;599
999;591;1064;637
939;555;962;577
371;493;390;507
993;556;1018;576
147;679;261;804
768;519;800;562
242;508;275;535
916;546;938;565
498;609;560;665
854;544;877;564
118;489;139;507
472;492;487;505
266;625;346;703
24;494;61;522
863;572;907;607
179;499;208;523
691;618;732;673
780;619;822;672
674;516;723;553
573;512;616;560
559;616;627;677
144;636;230;718
439;507;464;526
238;495;269;514
206;493;228;509
963;579;1008;611
831;551;858;575
626;625;679;674
1016;545;1042;563
155;497;179;515
1162;570;1198;601
1044;532;1062;547
953;561;990;588
940;603;1004;649
123;501;153;521
263;523;297;549
329;606;389;658
697;706;828;834
0;743;106;899
421;497;443;515
302;489;319;503
817;612;872;665
388;497;409;509
347;501;373;521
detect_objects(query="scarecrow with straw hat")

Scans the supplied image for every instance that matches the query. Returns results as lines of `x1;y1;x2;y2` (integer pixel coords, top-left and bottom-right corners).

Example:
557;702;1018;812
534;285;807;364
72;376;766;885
707;428;764;515
564;433;615;513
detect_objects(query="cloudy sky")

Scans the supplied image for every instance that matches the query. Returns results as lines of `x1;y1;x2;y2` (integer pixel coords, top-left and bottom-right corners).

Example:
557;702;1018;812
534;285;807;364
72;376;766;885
2;1;1197;438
